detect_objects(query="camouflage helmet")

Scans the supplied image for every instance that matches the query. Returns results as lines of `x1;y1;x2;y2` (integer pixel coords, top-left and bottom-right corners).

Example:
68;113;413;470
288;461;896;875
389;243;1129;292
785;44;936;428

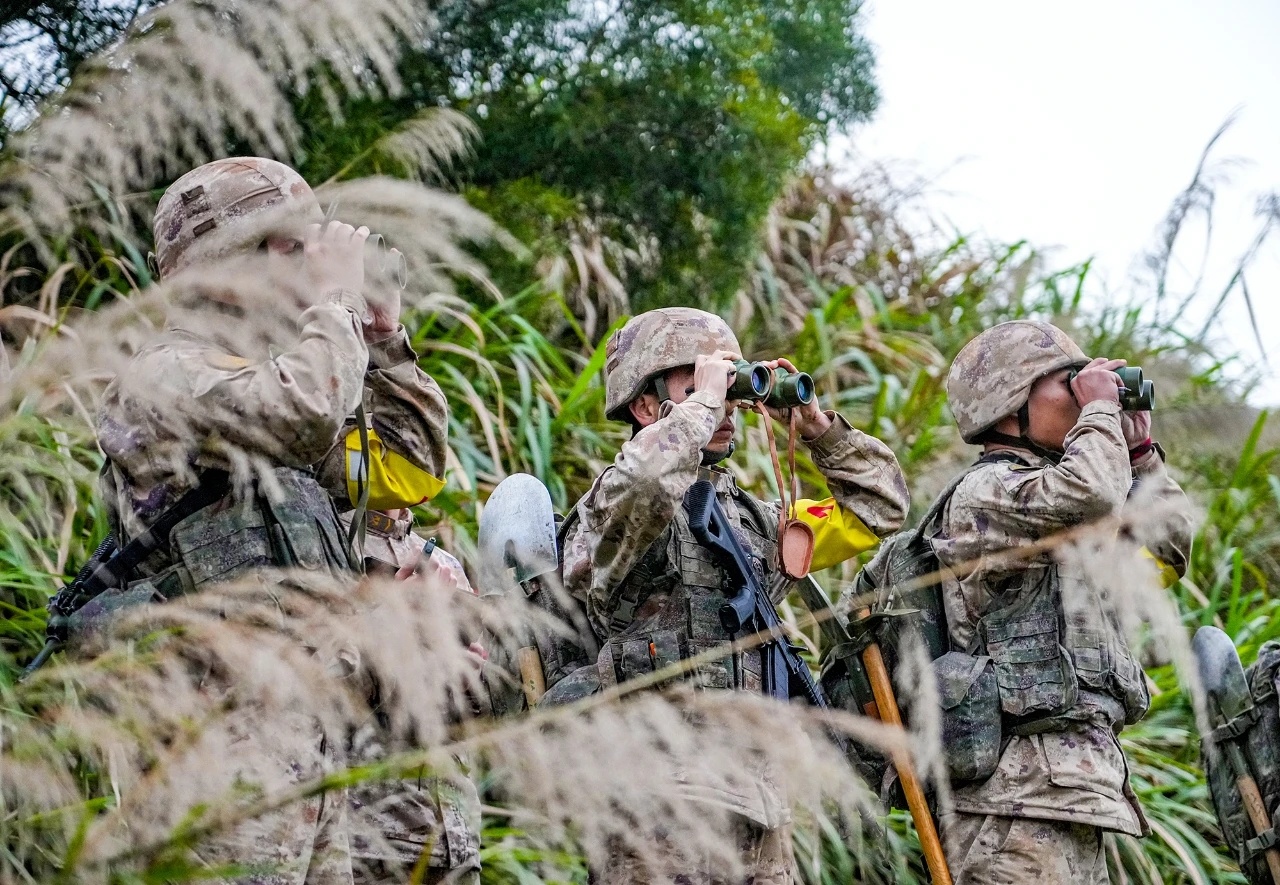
946;320;1089;443
604;308;741;421
153;157;322;279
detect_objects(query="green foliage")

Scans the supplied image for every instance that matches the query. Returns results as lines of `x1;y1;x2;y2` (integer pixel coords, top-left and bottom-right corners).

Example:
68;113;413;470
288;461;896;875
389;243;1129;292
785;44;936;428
296;0;878;312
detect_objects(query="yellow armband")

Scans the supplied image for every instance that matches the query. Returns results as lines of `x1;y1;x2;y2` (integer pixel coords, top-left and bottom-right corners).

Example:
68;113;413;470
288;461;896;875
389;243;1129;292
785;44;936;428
1140;547;1181;589
345;428;446;510
789;497;881;572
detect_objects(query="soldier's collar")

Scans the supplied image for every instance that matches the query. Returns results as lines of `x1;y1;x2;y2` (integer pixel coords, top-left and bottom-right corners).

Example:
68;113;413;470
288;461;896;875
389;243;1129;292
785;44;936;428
696;465;738;493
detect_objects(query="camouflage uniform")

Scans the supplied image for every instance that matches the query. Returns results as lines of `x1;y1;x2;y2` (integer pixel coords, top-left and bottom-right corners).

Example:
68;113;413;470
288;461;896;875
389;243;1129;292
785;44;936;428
341;510;483;885
92;158;447;885
560;308;910;884
935;321;1194;885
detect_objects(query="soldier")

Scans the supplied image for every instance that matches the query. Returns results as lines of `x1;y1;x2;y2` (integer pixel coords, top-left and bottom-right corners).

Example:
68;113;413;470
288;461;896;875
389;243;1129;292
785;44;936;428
345;507;484;885
558;307;911;883
91;156;452;884
935;320;1194;884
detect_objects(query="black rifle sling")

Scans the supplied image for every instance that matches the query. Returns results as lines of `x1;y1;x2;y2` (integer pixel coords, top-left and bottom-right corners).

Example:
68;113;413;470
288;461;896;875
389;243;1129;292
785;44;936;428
24;469;233;677
52;469;232;617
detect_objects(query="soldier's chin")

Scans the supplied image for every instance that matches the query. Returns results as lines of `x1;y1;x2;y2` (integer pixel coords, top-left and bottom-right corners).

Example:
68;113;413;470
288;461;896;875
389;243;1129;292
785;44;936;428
701;441;735;465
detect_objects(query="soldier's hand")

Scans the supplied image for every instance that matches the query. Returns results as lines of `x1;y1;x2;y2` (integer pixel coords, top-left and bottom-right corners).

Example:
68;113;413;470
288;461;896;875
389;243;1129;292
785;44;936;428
303;220;370;301
1069;357;1126;406
363;243;404;341
1120;409;1152;449
761;357;831;439
693;349;737;404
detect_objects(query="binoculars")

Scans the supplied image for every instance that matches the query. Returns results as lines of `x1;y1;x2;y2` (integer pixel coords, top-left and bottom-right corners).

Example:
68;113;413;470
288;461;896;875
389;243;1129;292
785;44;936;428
1069;365;1155;411
729;360;815;408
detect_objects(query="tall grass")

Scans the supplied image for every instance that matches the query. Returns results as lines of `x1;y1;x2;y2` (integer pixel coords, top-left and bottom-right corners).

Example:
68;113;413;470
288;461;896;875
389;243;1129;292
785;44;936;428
0;3;1276;882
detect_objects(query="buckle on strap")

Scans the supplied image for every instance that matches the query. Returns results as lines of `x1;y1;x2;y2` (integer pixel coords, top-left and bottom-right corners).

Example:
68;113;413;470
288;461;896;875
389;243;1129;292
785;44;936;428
365;510;398;537
1211;704;1262;744
1246;827;1278;858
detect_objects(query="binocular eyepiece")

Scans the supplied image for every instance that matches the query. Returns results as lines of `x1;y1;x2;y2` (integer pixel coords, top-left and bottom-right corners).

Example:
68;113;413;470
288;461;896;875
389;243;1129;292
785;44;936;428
1068;365;1155;411
729;360;815;408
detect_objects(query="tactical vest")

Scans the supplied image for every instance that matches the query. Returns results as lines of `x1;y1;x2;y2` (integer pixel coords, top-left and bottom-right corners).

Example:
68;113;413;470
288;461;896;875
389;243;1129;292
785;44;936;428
595;474;778;694
933;456;1150;734
976;559;1150;734
73;466;357;634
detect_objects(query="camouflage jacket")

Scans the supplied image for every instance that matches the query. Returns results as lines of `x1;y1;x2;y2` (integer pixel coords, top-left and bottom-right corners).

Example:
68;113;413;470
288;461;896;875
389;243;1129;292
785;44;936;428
98;291;448;561
561;392;911;643
931;400;1194;835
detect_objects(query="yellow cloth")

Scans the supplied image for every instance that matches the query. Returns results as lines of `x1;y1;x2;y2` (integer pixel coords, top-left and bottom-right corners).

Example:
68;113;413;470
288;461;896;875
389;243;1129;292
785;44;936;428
346;427;445;510
1141;547;1181;589
789;497;880;572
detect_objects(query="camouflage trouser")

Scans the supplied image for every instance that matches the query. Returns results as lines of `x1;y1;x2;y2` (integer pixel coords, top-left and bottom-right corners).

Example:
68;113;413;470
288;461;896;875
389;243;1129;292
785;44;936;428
597;820;793;885
353;863;479;885
942;812;1109;885
193;710;353;884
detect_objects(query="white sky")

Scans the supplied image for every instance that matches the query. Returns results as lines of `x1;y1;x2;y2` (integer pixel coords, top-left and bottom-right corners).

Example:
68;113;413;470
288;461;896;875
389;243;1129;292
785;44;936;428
834;0;1280;402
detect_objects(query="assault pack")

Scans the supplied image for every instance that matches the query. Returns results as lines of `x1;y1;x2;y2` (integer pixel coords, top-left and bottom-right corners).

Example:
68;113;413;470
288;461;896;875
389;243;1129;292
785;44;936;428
1196;629;1280;884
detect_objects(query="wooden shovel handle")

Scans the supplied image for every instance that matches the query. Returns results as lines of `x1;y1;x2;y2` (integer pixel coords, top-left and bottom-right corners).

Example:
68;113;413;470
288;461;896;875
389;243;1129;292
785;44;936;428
516;646;547;707
857;609;953;885
1236;769;1280;884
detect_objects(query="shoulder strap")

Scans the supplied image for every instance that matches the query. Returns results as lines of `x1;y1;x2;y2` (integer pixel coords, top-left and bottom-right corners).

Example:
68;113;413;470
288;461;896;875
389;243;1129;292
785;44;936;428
911;451;1028;544
51;469;232;618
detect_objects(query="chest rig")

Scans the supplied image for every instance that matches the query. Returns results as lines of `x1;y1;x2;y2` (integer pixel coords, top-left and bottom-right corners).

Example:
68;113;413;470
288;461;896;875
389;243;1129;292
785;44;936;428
941;457;1151;736
131;467;356;598
596;471;778;693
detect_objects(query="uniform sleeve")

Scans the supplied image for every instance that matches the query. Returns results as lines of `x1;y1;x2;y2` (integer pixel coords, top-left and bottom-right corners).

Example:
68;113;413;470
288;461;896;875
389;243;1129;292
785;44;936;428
560;390;724;619
171;294;370;469
1129;447;1194;583
363;326;450;478
315;325;451;508
800;412;910;540
962;401;1133;541
751;413;909;574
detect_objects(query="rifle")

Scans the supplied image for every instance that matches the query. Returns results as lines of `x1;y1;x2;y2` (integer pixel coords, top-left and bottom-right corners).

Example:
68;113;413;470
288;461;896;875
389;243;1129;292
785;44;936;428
683;479;830;709
22;470;231;679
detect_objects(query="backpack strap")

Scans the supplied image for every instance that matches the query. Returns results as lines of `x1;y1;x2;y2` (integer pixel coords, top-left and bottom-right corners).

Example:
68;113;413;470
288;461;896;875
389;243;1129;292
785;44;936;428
911;451;1028;545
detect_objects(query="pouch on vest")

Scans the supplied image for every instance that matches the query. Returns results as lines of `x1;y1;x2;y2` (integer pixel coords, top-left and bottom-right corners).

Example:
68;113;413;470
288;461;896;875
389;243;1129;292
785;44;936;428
934;651;1001;784
596;629;688;689
978;567;1078;721
170;467;354;590
1204;640;1280;885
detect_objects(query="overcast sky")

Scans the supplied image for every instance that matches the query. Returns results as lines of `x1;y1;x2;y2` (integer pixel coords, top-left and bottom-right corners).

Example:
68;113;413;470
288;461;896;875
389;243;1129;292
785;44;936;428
835;0;1280;402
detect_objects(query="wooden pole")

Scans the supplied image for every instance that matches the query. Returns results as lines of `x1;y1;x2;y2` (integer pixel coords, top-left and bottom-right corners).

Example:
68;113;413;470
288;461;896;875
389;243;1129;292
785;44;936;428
858;610;954;885
1227;742;1280;883
517;646;547;707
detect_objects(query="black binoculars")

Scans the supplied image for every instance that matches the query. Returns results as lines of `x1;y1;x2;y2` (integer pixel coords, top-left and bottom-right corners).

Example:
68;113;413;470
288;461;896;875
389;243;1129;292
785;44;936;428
728;360;815;408
1068;365;1155;411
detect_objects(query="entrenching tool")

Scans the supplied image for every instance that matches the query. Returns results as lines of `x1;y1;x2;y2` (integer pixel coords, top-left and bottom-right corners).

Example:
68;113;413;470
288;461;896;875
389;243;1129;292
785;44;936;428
854;604;954;885
1193;626;1280;884
478;473;560;705
788;575;951;884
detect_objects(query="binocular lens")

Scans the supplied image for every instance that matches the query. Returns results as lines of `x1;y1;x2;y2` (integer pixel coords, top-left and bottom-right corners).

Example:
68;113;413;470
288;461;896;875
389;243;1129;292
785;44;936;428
793;373;814;404
729;361;773;400
1068;365;1155;412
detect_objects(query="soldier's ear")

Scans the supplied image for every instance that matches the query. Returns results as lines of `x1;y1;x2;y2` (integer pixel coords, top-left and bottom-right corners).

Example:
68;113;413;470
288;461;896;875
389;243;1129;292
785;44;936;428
628;393;661;428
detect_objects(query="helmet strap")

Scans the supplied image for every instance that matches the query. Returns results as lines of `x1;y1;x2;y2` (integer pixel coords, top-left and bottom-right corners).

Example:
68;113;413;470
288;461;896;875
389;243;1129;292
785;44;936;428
701;441;734;466
653;375;672;405
982;403;1064;464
